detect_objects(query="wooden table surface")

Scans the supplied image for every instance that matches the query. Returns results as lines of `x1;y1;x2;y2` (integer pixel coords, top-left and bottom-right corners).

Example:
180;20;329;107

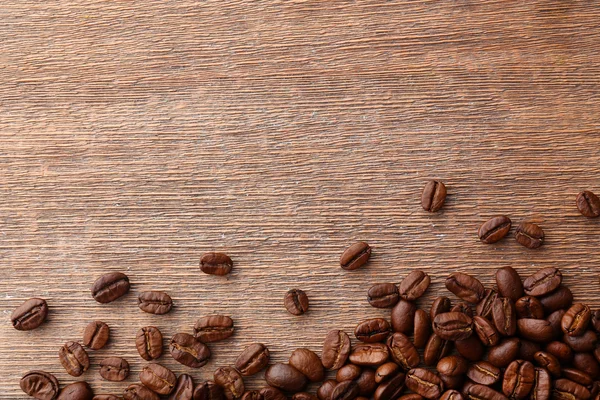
2;0;600;398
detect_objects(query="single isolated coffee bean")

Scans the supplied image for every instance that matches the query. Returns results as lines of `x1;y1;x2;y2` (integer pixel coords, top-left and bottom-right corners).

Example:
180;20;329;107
387;332;420;369
349;343;390;366
423;334;452;366
492;297;517;336
58;341;90;377
194;315;235;342
436;355;469;376
284;289;309;315
515;221;544;249
91;272;130;303
57;382;93;400
515;296;544;319
140;363;177;395
487;338;521;368
169;374;194;400
337;364;362;382
20;370;59;400
373;371;406;400
391;299;416;333
432;312;473;341
355;318;391;343
331;381;359;400
124;384;160;400
200;252;233;275
413;309;431;348
322;329;351;370
517;319;555;342
475;289;498;319
83;321;110;350
495;266;523;302
194;381;224;400
264;363;306;393
340;242;371;270
375;362;400;383
445;272;485;304
289;348;325;382
466;361;501;386
539;285;572;314
318;380;338;400
421;180;447;212
138;291;173;315
478;216;512;244
99;357;130;381
523;267;562;297
430;296;452;321
136;326;163;361
577;190;600;218
170;333;211;368
399;271;430;301
11;298;48;331
502;360;535;400
235;343;270;376
562;303;592;337
405;368;443;399
368;283;399;308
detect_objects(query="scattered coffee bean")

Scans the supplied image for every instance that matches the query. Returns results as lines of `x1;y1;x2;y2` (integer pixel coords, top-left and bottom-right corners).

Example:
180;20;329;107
331;380;359;400
475;289;498;320
57;382;93;400
430;296;452;321
349;343;390;366
124;384;160;400
99;357;129;381
465;384;507;400
387;332;420;369
437;355;469;376
573;352;600;379
531;367;551;400
562;303;592;337
454;335;484;361
317;380;338;400
375;362;400;383
168;374;194;400
20;371;59;400
289;348;325;382
399;271;430;301
545;341;573;364
140;363;177;395
235;343;270;376
433;312;473;341
487;338;521;368
515;296;544;319
264;363;306;393
517;319;555;342
136;326;163;361
553;378;591;400
492;297;517;336
576;190;600;218
11;298;48;331
466;361;501;386
355;370;377;398
391;299;416;333
413;309;431;348
322;329;351;370
450;302;473;317
478;216;512;244
194;381;224;400
423;334;452;366
518;340;542;362
368;283;399;308
539;285;572;314
473;316;500;346
284;289;309;315
563;330;597;352
91;272;130;303
355;318;391;343
495;266;523;302
58;341;90;377
200;252;233;275
445;272;485;304
373;371;405;400
292;393;317;400
515;221;544;249
138;291;173;315
421;180;447;212
523;267;561;297
340;242;372;270
194;315;235;342
170;333;211;368
337;364;362;382
405;368;443;399
439;390;463;400
82;320;110;350
533;351;560;377
561;368;593;386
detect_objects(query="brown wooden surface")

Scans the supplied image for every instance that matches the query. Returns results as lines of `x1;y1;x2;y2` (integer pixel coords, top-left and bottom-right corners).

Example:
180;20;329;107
2;0;600;398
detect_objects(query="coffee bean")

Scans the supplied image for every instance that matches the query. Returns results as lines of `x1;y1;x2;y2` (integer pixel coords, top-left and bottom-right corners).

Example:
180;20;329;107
423;334;452;366
502;360;535;399
215;367;246;400
445;272;485;304
433;312;473;341
517;319;555;342
58;341;89;377
492;297;517;336
20;371;59;400
355;318;391;343
94;395;120;400
170;333;211;368
57;382;93;400
439;374;463;391
487;338;521;368
545;341;573;364
399;271;430;301
317;380;338;400
589;381;600;399
405;368;443;399
431;296;452;322
548;309;567;338
349;343;390;366
553;379;591;400
478;216;512;244
98;357;129;381
539;285;572;314
531;367;551;400
82;321;110;350
322;329;351;370
577;190;600;218
421;180;447;212
264;363;306;393
391;299;416;333
136;326;163;361
465;384;508;400
439;390;464;400
194;315;235;342
436;355;469;376
519;340;542;362
292;393;317;400
475;289;498;320
515;222;544;249
242;391;263;400
331;381;359;400
235;343;270;376
340;242;371;270
454;335;484;361
11;298;48;331
533;351;561;377
138;291;173;315
284;289;309;315
473;316;500;346
515;296;544;319
373;372;405;400
337;364;362;382
564;330;598;352
368;283;399;308
168;374;194;400
376;362;400;383
450;303;472;318
200;252;233;275
494;267;523;302
91;272;130;303
124;384;160;400
140;363;176;395
561;368;593;387
260;387;285;400
356;372;377;400
523;268;561;296
562;303;592;337
573;353;600;379
289;348;325;382
194;381;224;400
413;309;431;348
387;332;420;369
466;361;501;386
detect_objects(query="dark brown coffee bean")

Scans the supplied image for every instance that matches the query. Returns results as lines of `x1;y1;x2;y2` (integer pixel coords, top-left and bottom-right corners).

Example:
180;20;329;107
405;368;443;399
433;312;473;341
136;326;163;361
478;216;512;244
421;180;447;212
284;289;309;315
465;384;508;400
20;371;59;400
439;374;464;390
466;361;501;386
455;335;485;362
265;363;306;393
451;303;473;317
355;318;391;343
545;341;573;364
531;367;551;400
91;272;130;303
387;332;420;369
577;191;600;218
517;319;555;342
58;341;89;377
373;372;406;400
564;331;598;352
215;367;246;399
574;353;600;379
391;299;416;334
99;357;129;381
533;351;560;377
242;391;264;400
424;334;452;366
235;343;270;376
588;381;600;398
539;285;572;314
82;321;109;350
437;355;469;376
502;360;535;399
331;381;359;400
368;283;399;308
515;222;544;249
519;340;542;362
11;298;48;331
57;382;93;400
317;380;337;400
553;379;591;400
168;374;194;400
140;363;177;395
337;364;362;382
476;289;498;320
473;316;500;346
548;309;567;338
399;271;430;301
170;333;211;368
414;309;431;349
322;329;351;370
515;296;544;319
138;291;173;315
124;384;160;400
440;390;465;400
562;368;593;387
194;315;234;342
494;267;524;302
492;297;517;336
431;296;452;322
446;272;485;304
349;343;390;366
200;252;233;275
340;242;371;270
376;362;400;383
194;381;224;400
487;338;520;368
563;304;592;337
358;371;379;397
289;348;324;382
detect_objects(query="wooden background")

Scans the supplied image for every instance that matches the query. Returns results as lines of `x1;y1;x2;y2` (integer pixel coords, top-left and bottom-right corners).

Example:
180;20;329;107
2;0;600;398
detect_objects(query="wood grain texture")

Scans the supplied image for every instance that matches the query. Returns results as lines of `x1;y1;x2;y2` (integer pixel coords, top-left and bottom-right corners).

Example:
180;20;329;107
2;0;600;397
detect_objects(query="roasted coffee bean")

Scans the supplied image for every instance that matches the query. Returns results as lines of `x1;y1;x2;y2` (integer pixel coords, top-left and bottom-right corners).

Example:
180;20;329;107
548;309;566;338
515;296;544;319
445;272;485;304
399;271;430;301
93;396;120;400
492;297;517;336
437;355;469;376
398;395;424;400
140;363;176;395
200;252;233;275
562;368;593;386
465;384;507;400
405;368;443;399
391;299;416;333
431;296;452;321
476;289;498;320
589;381;600;398
414;309;431;348
433;312;473;341
265;363;306;393
349;343;390;366
289;348;325;382
168;374;194;400
440;390;464;400
340;242;371;270
387;332;420;369
138;291;173;315
337;364;362;382
194;381;224;400
374;372;405;400
553;378;591;400
539;285;572;314
136;326;163;361
487;338;521;368
57;382;93;400
235;343;270;376
564;330;598;352
592;310;600;333
20;371;59;400
170;333;211;368
519;340;542;362
91;272;130;303
317;380;338;400
322;329;351;370
194;315;235;342
478;216;512;244
473;316;500;346
284;289;309;315
451;303;473;317
439;374;463;391
99;357;129;381
423;334;452;366
83;321;110;350
563;304;592;337
455;335;485;361
376;362;400;383
545;341;573;364
573;353;600;379
502;360;535;399
495;267;523;302
215;367;246;399
577;191;600;218
533;351;560;377
517;319;555;342
11;298;48;331
331;381;359;400
368;283;399;308
293;394;318;400
421;180;447;212
355;318;391;343
124;384;160;400
531;367;551;400
357;371;379;396
515;222;544;249
466;361;501;386
242;391;264;400
58;341;89;377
